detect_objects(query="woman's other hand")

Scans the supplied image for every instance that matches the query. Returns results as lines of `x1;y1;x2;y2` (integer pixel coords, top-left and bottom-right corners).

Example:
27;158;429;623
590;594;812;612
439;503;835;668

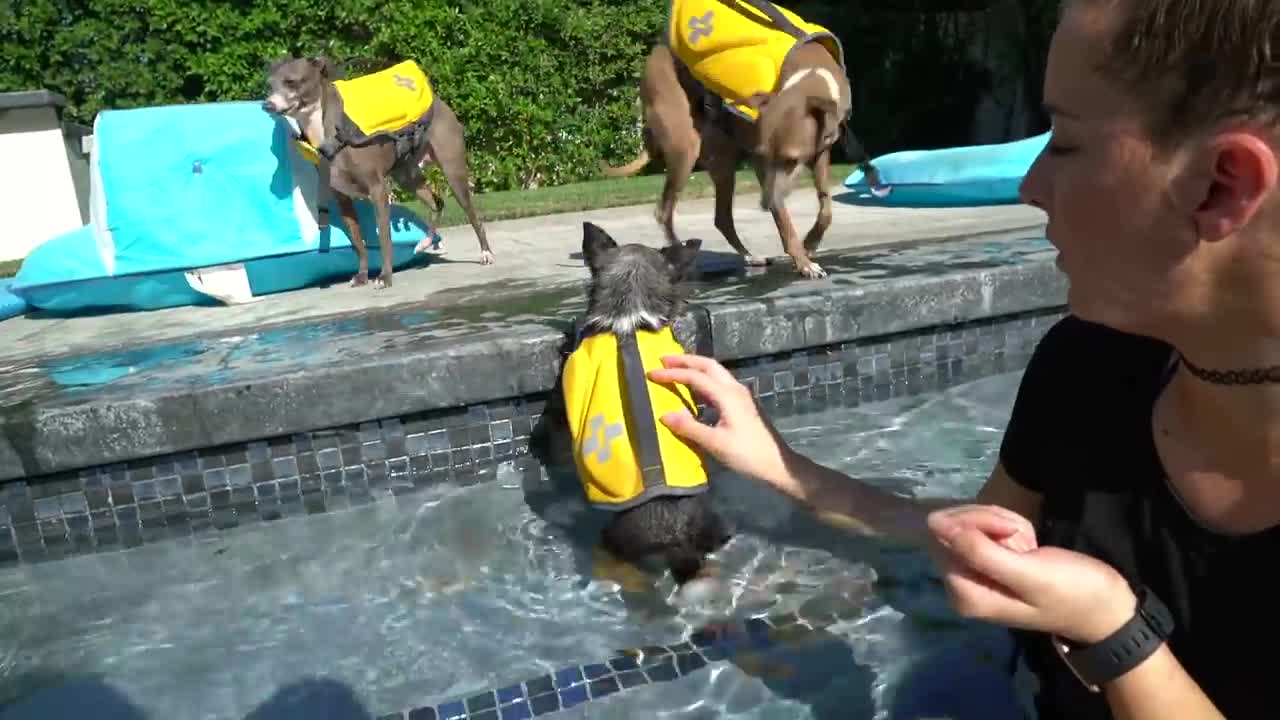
927;504;1137;644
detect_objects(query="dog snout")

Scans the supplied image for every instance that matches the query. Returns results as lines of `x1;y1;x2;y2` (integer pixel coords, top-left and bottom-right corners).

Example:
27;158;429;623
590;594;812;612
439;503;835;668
261;95;287;114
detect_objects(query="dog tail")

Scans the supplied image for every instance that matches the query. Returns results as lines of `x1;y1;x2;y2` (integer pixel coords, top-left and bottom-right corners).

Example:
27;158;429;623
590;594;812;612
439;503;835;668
840;122;884;187
600;149;651;178
664;545;706;587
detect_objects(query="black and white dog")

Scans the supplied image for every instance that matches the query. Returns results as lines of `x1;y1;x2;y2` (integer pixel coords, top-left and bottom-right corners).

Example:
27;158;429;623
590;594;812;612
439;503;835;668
555;221;732;603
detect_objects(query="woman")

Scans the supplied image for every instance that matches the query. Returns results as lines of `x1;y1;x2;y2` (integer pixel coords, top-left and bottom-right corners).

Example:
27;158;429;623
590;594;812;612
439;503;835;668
646;1;1280;718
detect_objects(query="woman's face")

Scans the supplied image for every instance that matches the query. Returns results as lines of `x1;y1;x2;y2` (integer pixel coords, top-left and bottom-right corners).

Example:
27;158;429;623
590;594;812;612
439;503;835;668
1018;5;1206;338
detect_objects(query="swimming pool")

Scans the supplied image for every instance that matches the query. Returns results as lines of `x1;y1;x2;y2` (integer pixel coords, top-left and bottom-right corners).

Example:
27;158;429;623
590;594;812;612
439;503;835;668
0;370;1029;720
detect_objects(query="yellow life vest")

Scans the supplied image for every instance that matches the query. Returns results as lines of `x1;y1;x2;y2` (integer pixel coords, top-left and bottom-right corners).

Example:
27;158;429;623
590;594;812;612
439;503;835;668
293;59;436;164
562;327;709;511
668;0;844;121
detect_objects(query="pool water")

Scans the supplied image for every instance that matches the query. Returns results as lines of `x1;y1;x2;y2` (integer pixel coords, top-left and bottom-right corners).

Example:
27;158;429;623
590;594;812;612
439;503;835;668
0;371;1029;720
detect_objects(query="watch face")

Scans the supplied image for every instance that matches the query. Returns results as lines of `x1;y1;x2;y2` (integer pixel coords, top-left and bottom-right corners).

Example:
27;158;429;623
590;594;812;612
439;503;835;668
1052;636;1101;693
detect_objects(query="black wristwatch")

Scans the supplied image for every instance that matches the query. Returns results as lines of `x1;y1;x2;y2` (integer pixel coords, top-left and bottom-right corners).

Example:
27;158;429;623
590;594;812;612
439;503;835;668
1051;584;1175;692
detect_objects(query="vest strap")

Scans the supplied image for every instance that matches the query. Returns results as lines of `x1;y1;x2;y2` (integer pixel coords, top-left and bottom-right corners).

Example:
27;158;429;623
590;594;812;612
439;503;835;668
617;330;668;490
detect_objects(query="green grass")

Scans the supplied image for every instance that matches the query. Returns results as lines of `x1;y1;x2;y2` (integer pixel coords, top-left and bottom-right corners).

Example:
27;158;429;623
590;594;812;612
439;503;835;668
409;162;857;228
0;163;856;279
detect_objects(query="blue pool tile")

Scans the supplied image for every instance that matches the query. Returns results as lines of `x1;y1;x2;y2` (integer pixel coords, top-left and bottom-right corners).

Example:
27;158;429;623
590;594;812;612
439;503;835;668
496;684;525;705
608;655;640;672
499;701;532;720
436;700;466;719
407;707;435;720
701;644;728;662
553;666;584;689
582;663;610;680
689;629;718;648
645;659;678;683
465;692;497;713
676;652;707;676
558;684;589;710
588;676;621;699
525;674;554;697
528;693;559;716
616;670;648;689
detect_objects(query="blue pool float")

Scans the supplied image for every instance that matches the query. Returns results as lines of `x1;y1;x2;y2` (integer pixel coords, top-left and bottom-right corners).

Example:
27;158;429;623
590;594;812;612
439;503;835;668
7;100;436;316
0;278;27;321
842;131;1050;208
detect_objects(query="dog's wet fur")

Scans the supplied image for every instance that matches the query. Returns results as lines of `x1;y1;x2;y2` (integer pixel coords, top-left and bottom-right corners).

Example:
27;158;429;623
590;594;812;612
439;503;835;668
262;56;492;289
577;221;732;589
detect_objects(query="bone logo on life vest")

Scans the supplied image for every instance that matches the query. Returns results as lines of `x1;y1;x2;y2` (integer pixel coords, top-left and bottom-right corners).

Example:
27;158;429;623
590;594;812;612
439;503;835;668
687;11;715;44
392;73;417;91
582;414;624;464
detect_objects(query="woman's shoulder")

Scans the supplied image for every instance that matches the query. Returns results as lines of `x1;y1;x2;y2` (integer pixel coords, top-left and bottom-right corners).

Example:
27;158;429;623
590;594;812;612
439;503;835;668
1023;314;1173;390
999;314;1174;493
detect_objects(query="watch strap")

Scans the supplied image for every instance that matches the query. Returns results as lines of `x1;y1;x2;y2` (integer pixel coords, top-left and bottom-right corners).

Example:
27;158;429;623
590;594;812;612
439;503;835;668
1054;585;1175;692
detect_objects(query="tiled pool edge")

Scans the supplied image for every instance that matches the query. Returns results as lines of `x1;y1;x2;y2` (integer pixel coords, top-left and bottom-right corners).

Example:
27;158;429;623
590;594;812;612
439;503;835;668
0;306;1067;568
0;257;1064;482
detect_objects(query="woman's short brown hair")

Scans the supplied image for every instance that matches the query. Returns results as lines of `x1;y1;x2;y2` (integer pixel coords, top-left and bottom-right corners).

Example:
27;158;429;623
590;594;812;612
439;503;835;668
1076;0;1280;144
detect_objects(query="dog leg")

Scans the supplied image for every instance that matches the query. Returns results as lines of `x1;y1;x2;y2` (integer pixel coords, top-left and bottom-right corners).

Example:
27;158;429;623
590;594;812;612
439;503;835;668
703;127;765;266
337;195;369;287
803;148;834;259
752;162;824;278
397;163;448;255
656;129;700;247
369;181;395;289
427;103;493;265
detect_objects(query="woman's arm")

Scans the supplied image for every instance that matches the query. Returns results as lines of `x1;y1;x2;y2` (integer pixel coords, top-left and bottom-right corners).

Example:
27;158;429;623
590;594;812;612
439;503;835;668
773;451;1041;549
648;353;1042;550
1104;645;1225;720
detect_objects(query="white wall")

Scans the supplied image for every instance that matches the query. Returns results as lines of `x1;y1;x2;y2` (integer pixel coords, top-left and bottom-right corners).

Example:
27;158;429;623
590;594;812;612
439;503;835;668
0;102;88;262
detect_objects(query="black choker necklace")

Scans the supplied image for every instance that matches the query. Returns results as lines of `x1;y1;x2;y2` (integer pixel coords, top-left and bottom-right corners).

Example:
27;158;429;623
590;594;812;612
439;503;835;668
1178;355;1280;385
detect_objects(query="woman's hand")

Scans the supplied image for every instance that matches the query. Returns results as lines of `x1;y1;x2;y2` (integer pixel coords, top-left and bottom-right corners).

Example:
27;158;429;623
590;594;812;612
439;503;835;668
647;353;792;487
927;504;1137;644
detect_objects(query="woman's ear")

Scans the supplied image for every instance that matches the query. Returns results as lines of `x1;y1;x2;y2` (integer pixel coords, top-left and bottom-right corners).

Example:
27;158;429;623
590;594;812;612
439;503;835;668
1191;132;1279;243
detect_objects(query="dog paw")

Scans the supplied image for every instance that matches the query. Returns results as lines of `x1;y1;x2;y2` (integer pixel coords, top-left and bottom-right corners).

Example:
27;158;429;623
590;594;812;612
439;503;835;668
797;261;827;279
414;233;447;255
349;272;369;287
480;250;495;266
373;274;392;290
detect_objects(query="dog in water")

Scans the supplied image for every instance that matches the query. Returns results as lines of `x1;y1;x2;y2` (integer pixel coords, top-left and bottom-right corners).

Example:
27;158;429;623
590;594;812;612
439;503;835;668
559;221;732;605
262;56;492;289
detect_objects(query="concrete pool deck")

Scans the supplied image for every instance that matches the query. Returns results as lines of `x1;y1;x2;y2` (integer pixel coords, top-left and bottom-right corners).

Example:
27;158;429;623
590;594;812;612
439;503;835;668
0;190;1069;547
0;192;1047;362
0;191;1069;576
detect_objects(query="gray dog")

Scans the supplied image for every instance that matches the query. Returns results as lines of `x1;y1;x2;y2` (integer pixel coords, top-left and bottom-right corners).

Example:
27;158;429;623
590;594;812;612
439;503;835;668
263;56;492;289
558;221;732;605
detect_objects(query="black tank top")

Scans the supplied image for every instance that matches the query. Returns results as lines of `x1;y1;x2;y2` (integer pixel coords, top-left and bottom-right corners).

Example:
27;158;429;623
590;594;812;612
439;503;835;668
999;315;1279;720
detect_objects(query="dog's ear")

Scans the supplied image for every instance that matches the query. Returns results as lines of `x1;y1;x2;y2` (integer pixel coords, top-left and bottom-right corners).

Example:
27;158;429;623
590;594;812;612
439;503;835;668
806;96;841;148
661;238;701;280
582;222;618;273
310;56;336;79
742;92;773;112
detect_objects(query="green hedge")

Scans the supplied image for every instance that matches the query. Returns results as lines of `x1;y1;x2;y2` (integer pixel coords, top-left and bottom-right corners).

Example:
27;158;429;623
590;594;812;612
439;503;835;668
2;1;1052;193
2;0;666;193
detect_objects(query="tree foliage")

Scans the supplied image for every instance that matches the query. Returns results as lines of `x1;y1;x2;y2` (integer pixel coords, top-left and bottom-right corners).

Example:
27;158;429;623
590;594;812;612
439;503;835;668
2;0;1056;192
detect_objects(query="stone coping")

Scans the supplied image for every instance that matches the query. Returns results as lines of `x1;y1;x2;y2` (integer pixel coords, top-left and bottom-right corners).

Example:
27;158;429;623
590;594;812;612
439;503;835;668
0;89;68;111
0;233;1064;482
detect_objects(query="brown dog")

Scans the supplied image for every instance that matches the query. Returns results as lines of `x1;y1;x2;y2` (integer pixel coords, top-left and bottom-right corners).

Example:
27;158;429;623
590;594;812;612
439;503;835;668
603;0;882;279
263;56;492;289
